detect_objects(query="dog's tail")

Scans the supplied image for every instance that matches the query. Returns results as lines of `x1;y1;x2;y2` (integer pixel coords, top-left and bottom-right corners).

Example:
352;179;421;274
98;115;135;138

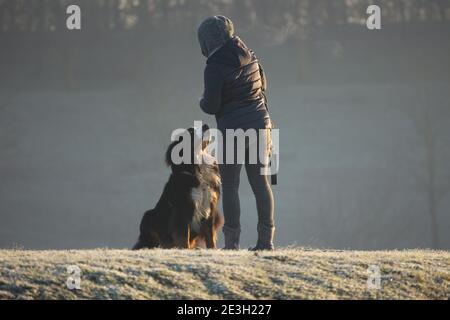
132;241;143;250
132;237;147;250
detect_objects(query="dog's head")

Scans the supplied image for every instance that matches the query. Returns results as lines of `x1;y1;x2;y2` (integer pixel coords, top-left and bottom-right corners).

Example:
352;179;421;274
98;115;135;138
165;124;212;169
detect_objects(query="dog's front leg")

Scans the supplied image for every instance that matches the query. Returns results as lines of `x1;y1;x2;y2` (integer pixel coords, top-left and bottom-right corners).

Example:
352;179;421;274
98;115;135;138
173;224;191;249
204;217;217;249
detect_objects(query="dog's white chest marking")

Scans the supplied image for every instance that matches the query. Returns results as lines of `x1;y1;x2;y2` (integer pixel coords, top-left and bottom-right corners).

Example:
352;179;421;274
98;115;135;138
189;142;221;234
190;186;212;233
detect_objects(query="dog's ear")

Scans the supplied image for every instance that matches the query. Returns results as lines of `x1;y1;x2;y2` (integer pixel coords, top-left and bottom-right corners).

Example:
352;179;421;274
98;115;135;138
165;137;182;167
166;128;198;166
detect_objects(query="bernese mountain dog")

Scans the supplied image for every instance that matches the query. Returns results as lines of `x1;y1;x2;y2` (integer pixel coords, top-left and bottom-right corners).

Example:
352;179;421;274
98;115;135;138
133;124;223;249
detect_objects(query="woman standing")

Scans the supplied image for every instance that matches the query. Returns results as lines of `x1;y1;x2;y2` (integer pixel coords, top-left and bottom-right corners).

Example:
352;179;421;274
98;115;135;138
197;16;275;250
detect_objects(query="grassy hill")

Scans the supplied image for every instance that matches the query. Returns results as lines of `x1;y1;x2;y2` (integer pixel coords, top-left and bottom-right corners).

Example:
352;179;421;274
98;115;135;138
0;248;448;299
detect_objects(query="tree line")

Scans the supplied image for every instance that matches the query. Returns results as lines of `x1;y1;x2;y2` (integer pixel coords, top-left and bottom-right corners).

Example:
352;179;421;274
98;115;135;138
1;0;450;34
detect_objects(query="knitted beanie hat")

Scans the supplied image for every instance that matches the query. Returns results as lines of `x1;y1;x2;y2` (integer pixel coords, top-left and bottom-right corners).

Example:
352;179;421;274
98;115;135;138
197;15;234;57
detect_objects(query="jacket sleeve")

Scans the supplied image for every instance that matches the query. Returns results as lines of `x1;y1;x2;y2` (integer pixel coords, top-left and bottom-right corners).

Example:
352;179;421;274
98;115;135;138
199;64;223;115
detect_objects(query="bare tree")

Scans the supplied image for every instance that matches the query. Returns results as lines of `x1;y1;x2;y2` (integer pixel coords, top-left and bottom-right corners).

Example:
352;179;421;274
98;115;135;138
398;84;450;249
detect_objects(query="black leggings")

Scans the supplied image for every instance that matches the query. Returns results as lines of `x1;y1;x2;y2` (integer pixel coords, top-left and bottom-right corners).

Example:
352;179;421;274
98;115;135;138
219;128;274;234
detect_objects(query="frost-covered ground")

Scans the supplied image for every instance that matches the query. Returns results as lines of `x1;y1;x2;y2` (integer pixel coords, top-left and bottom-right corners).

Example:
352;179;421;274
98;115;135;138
0;248;449;299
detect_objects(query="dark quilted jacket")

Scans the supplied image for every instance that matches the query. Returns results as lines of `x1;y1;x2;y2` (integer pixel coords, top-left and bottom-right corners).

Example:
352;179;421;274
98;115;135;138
199;36;270;130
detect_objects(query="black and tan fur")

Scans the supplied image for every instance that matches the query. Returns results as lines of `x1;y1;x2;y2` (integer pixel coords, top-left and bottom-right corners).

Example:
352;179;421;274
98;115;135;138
133;125;223;249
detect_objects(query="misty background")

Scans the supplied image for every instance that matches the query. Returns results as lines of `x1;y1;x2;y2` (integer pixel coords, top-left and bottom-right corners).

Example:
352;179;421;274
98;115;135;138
1;0;449;250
